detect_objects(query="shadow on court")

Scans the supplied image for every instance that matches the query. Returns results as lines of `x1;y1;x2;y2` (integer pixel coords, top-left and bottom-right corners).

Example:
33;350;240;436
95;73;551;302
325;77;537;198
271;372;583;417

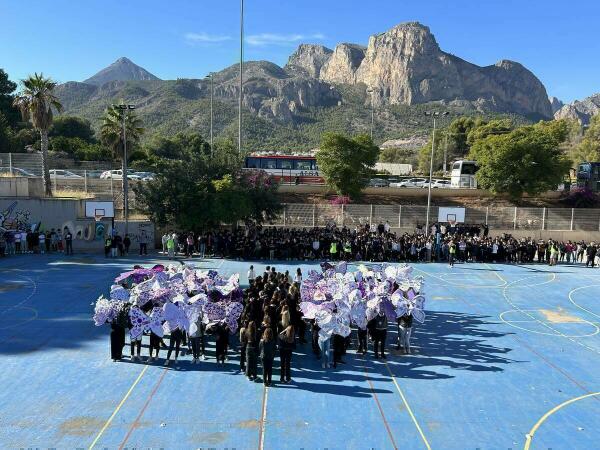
386;310;519;380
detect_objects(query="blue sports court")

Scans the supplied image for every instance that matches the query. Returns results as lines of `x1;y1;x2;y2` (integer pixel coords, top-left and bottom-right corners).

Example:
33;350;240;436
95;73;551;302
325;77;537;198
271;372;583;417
1;254;599;449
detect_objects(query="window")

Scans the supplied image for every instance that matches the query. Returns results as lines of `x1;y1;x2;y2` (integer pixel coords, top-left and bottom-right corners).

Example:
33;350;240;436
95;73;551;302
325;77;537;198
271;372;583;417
277;159;293;169
452;162;461;170
462;163;478;175
262;159;277;169
294;159;313;170
246;157;260;169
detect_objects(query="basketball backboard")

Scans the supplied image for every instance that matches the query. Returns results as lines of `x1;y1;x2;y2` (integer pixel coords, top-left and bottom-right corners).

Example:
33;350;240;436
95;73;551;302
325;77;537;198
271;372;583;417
85;201;115;219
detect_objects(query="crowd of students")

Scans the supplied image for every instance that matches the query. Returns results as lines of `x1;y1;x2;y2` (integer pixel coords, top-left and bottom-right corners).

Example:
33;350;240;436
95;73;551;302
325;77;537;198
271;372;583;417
110;266;413;386
160;224;600;267
0;228;73;257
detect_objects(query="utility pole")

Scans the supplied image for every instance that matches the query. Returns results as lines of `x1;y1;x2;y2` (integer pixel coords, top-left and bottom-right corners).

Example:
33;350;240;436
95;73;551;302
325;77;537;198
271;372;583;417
238;0;244;154
207;72;214;154
424;111;449;236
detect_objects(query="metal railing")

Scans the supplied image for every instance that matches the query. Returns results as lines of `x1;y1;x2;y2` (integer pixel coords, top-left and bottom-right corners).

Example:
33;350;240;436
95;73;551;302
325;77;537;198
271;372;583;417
0;152;44;176
267;204;600;232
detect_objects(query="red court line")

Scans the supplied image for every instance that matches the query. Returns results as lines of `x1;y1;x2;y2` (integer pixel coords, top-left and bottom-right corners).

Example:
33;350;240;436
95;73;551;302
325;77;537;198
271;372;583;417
362;358;399;450
118;367;168;449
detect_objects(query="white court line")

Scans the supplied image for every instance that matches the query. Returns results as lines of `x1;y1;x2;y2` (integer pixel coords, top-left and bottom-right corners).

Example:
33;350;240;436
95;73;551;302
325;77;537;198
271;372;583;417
568;285;600;320
494;269;600;356
499;309;600;338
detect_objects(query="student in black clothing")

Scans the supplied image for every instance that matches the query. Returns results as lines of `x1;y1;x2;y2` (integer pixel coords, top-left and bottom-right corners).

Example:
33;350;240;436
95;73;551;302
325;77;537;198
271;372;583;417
110;321;126;361
64;228;73;255
278;325;295;383
215;323;229;365
260;328;276;386
332;333;346;368
123;234;131;255
239;320;248;372
148;330;161;362
373;311;388;359
586;244;597;268
165;328;184;366
357;326;368;355
245;321;258;381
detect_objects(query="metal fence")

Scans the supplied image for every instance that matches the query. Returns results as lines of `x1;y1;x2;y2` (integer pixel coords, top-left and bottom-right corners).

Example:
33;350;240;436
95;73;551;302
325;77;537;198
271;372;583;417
0;152;44;176
270;204;600;232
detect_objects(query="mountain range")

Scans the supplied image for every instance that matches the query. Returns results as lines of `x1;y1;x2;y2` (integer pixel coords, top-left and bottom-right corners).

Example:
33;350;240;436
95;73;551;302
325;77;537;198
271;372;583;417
55;22;578;152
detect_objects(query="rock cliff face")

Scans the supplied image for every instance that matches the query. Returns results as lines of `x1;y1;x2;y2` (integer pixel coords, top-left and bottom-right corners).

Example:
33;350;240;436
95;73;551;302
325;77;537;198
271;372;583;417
319;22;552;118
554;93;600;124
320;43;366;84
549;96;564;114
285;44;333;78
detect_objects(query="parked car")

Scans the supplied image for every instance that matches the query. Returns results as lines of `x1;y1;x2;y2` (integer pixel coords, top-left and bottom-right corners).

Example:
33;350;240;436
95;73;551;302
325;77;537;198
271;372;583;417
368;178;389;188
100;169;142;180
0;167;37;177
85;170;105;179
390;177;427;188
432;179;452;189
387;177;400;184
134;171;156;181
49;169;83;179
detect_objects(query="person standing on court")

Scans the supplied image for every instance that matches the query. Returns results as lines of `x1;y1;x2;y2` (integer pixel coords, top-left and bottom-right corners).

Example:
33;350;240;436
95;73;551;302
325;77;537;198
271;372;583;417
64;228;73;255
278;325;295;383
167;233;176;259
259;328;276;386
245;321;258;381
123;234;131;256
373;310;388;359
586;243;597;268
139;232;148;256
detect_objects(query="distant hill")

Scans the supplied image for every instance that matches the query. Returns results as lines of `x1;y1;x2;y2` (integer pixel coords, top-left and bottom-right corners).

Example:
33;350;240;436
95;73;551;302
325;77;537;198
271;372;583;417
83;57;160;86
554;93;600;125
55;22;550;152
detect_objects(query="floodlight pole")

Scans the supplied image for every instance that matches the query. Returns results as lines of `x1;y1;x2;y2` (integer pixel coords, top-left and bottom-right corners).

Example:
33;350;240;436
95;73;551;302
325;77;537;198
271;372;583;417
425;111;449;236
210;73;214;152
238;0;244;155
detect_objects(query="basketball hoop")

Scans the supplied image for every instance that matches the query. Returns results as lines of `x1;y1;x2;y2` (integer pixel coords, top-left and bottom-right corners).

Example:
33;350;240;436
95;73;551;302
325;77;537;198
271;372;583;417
94;208;106;222
447;213;457;228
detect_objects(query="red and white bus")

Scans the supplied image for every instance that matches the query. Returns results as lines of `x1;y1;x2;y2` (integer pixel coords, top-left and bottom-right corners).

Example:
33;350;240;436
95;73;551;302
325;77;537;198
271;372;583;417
244;153;324;184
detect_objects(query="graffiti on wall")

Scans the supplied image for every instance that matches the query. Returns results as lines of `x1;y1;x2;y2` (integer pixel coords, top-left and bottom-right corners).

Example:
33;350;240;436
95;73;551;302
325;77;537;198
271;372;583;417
0;201;37;233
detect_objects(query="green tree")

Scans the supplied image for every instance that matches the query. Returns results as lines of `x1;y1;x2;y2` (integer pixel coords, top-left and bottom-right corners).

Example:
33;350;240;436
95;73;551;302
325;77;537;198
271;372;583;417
446;116;485;160
466;118;514;146
12;73;63;195
469;120;571;198
316;133;379;199
50;115;95;142
572;115;600;164
417;132;446;173
0;112;14;152
100;104;144;223
378;147;416;164
0;68;19;128
134;146;281;231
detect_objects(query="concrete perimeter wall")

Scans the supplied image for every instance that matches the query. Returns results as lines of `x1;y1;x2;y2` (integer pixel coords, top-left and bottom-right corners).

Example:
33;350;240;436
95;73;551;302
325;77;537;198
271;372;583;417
0;178;44;197
0;197;154;252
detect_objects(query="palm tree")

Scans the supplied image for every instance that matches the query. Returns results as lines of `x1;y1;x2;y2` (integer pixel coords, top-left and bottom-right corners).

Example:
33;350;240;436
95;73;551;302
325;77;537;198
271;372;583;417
100;103;143;229
12;73;62;196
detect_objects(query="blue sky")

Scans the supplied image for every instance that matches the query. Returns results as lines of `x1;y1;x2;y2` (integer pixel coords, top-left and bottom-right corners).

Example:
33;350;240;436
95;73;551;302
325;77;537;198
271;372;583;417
1;0;598;102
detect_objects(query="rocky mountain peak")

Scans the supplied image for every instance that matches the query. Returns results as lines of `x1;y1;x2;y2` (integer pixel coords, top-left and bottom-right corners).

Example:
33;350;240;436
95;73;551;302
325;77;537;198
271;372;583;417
320;43;366;84
549;96;564;114
285;44;333;78
554;93;600;124
83;57;160;86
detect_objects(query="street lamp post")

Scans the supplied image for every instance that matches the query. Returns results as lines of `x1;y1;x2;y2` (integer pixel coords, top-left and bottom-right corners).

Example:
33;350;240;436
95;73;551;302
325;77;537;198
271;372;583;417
366;88;377;140
238;0;244;154
206;72;214;154
113;103;136;235
424;111;449;236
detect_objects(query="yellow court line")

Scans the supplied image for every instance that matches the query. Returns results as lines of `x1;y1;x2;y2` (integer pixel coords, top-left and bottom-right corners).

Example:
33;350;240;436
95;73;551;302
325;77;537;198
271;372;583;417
384;361;432;450
523;392;600;450
88;365;149;450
